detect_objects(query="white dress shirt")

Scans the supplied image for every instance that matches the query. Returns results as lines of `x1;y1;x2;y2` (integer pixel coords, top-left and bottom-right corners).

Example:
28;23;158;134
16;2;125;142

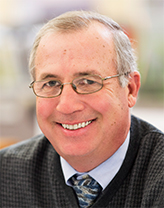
60;131;130;190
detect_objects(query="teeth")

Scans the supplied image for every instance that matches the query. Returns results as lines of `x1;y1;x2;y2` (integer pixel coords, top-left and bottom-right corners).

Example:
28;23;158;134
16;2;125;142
62;121;92;130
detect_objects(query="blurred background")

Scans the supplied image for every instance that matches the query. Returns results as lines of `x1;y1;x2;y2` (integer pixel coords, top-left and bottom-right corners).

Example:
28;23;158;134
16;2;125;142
0;0;164;148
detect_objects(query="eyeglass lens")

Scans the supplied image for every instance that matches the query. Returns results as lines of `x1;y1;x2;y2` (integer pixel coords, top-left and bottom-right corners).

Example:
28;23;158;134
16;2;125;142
33;75;103;98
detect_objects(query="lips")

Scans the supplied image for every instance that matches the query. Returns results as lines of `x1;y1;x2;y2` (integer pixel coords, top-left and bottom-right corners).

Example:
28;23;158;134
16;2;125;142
61;120;92;130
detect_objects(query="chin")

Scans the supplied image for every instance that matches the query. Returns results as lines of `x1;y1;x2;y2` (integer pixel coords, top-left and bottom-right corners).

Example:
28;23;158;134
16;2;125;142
57;144;94;158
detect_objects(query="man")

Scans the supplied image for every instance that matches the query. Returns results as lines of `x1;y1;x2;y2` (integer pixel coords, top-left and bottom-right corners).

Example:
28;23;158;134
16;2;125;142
0;11;163;208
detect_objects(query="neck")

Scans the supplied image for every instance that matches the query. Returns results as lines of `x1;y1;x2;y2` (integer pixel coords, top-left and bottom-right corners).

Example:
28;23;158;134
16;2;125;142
63;147;118;172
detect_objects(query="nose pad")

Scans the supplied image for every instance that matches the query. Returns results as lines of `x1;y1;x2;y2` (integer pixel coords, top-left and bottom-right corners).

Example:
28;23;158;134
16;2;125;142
72;83;77;91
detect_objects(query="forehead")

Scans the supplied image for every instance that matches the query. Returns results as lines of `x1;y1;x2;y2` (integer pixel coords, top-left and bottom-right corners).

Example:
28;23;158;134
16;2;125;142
35;23;117;79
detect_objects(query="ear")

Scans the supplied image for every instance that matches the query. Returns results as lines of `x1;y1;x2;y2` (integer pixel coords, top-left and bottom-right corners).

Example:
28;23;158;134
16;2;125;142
127;71;141;108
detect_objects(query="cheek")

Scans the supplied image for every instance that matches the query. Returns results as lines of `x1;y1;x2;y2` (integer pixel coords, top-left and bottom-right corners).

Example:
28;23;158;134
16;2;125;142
96;89;128;120
36;98;55;120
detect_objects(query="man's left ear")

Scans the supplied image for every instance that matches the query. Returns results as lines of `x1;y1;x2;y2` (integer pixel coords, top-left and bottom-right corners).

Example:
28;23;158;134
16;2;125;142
127;71;141;108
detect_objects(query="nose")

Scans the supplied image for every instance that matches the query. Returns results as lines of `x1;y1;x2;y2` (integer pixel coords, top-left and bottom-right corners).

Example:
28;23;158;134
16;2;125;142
56;84;84;114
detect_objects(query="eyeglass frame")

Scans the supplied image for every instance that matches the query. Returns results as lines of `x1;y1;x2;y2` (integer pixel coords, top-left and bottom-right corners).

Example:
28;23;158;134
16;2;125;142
29;72;130;98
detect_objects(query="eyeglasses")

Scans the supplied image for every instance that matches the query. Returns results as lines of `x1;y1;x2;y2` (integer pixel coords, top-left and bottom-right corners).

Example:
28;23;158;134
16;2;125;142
29;73;129;98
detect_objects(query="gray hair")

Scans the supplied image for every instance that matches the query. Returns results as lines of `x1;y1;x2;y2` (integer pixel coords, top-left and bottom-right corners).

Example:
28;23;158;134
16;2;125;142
29;10;138;87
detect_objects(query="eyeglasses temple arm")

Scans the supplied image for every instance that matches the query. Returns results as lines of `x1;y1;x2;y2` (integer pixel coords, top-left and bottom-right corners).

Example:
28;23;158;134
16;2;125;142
103;72;130;81
29;81;34;88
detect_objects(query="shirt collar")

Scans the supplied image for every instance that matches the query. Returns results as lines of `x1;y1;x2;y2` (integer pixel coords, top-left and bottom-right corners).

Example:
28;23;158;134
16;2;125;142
60;131;130;190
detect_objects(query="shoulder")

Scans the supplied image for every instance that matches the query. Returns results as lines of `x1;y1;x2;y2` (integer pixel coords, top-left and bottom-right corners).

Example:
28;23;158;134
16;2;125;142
0;134;47;157
128;116;164;206
0;135;63;207
0;134;56;168
131;115;164;144
0;134;60;185
130;115;164;179
130;115;164;160
130;115;164;184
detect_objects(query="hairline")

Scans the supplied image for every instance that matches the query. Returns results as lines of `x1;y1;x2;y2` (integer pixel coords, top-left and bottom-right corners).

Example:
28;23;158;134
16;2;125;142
29;11;137;87
30;20;117;79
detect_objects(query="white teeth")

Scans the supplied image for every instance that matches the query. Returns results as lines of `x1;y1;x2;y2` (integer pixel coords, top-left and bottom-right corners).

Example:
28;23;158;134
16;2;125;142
81;122;85;128
62;121;92;130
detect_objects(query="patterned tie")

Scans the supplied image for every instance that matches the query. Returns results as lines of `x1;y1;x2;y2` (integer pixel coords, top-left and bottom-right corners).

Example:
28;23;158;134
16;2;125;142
71;174;102;208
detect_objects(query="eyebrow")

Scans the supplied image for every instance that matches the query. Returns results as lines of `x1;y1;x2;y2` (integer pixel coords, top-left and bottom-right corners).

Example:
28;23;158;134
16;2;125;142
39;73;59;80
38;69;100;80
73;70;100;77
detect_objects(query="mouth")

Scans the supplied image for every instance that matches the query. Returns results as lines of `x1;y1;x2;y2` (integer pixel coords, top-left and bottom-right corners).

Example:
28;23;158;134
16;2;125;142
60;120;93;130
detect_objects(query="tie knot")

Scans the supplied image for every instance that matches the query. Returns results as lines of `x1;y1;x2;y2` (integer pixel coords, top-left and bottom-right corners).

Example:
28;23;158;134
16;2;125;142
72;174;97;187
71;174;102;208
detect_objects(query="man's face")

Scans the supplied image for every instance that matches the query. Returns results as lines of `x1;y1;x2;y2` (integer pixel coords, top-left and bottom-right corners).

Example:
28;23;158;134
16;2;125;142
35;23;131;169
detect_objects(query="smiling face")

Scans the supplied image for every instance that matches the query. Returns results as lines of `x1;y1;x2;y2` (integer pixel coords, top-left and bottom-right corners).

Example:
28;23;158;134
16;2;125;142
35;23;135;171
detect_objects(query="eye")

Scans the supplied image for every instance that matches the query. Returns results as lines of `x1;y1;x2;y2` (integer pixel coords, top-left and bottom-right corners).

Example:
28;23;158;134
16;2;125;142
85;79;95;85
42;80;61;88
78;78;97;85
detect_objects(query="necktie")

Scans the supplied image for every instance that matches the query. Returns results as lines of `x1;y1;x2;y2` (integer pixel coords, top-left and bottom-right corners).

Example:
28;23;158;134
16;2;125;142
71;174;102;208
